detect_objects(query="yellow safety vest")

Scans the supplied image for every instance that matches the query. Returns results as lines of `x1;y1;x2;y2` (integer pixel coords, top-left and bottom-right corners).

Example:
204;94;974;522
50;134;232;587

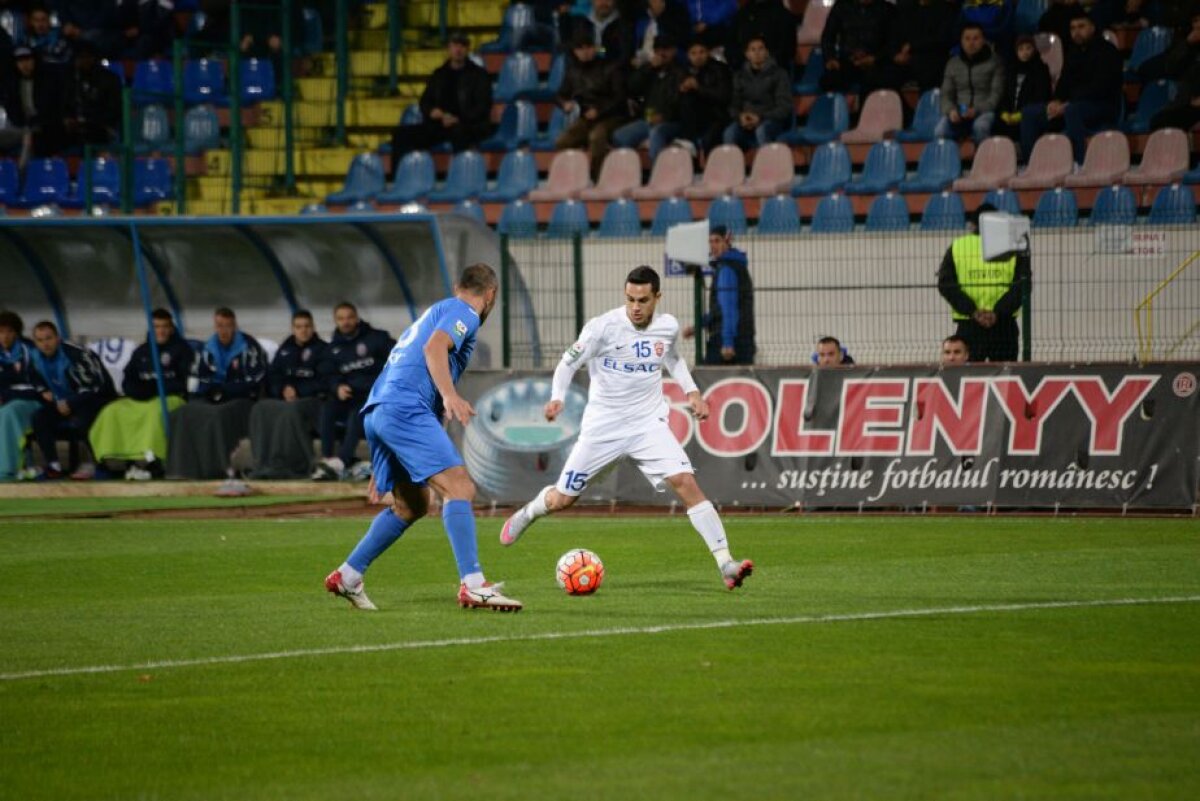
950;234;1018;321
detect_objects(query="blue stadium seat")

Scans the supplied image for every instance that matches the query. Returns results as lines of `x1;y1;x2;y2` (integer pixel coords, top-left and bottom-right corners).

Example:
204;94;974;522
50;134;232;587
1123;80;1176;134
135;104;171;152
1014;0;1046;34
480;4;536;54
183;105;220;154
240;58;276;104
651;197;693;235
1184;166;1200;185
378;151;436;204
919;191;966;231
845;140;905;194
707;194;747;235
497;199;538;237
494;52;539;103
401;103;423;125
530;53;567;102
132;60;174;105
183;58;227;106
781;93;850;145
896;89;941;143
326;154;386;205
865;192;909;231
17;157;69;208
133;158;173;207
479;150;539;202
453;199;487;223
1090;185;1137;225
791;141;851;196
100;59;126;85
756;194;801;234
478;100;538;151
899;138;961;193
298;7;323;55
793;47;824;95
983;187;1022;215
427;151;487;202
1032;187;1079;228
533;105;576;151
62;157;122;209
547;199;590;238
811;193;854;233
1127;26;1172;79
597;198;642;237
1147;184;1195;225
0;159;20;207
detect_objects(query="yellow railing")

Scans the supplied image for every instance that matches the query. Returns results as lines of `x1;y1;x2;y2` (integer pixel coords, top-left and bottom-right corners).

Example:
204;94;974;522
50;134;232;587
1134;249;1200;362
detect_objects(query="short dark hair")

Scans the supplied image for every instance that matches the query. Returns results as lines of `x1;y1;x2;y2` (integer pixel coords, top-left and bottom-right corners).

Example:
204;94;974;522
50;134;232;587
1068;9;1093;24
961;23;986;37
626;265;661;294
459;263;498;294
0;310;24;334
214;307;236;320
942;335;970;352
744;34;767;50
151;308;173;323
33;320;58;336
818;336;841;349
293;309;314;322
334;302;357;315
710;224;730;239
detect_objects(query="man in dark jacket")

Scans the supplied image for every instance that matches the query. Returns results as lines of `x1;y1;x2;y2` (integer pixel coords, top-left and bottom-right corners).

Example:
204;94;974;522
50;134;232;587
1149;11;1200;132
54;0;124;58
566;0;635;65
632;0;690;67
675;37;732;155
29;319;116;479
388;32;493;179
935;24;1005;143
820;0;894;100
611;35;686;162
312;303;393;481
684;226;756;365
556;28;628;180
723;36;792;150
728;0;798;73
884;0;959;92
1019;10;1122;164
1;45;64;157
60;40;122;150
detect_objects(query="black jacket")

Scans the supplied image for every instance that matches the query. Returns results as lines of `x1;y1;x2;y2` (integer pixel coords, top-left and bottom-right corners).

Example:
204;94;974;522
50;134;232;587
1001;55;1052;113
419;58;493;130
730;0;799;72
62;64;123;134
318;323;394;397
558;56;627;120
567;12;636;65
685;56;733;111
267;334;328;399
821;0;894;62
627;59;687;121
1;67;62;129
122;333;195;400
32;342;117;407
1054;35;1123;107
194;332;269;402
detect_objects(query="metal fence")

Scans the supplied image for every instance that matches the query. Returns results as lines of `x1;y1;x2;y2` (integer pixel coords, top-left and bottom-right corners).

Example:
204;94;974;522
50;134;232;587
501;226;1200;367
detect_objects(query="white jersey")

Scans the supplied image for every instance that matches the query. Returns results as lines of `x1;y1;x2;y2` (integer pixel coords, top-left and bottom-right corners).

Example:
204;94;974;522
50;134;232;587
551;307;698;441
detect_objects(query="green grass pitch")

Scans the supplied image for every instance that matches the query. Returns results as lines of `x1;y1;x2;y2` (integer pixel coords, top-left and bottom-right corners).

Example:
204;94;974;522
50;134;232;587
1;512;1198;800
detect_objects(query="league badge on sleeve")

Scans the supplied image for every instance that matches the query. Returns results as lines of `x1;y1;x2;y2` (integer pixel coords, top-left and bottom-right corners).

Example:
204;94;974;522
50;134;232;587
454;320;468;337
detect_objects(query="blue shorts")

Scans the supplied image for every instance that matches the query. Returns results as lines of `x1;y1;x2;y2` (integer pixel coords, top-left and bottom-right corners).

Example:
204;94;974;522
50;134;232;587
364;403;463;490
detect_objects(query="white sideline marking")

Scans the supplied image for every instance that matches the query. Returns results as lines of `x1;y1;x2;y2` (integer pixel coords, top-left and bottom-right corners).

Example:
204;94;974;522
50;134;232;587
3;595;1199;683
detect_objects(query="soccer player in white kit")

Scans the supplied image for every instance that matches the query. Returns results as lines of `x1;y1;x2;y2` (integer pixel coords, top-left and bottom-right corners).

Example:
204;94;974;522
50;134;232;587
500;266;753;590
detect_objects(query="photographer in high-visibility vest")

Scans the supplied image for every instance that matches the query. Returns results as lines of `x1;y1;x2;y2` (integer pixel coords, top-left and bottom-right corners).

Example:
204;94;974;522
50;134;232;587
936;204;1031;362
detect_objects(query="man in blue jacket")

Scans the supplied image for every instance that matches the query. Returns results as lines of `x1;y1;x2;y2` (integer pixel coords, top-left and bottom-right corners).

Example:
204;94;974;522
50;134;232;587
312;303;393;481
685;226;757;365
0;311;44;481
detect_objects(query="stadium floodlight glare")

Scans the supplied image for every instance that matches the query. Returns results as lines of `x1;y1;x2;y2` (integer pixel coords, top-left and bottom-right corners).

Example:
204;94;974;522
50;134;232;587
980;211;1030;260
665;219;710;266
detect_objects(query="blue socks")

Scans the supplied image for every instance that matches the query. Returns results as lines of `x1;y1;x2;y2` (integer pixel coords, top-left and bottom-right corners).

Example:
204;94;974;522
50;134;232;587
346;508;410;573
442;499;482;580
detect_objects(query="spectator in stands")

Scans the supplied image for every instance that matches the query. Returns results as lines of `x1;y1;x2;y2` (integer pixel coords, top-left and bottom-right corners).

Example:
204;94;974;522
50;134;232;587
1019;10;1122;166
166;307;268;480
1;45;64;157
959;0;1015;53
249;309;328;479
728;0;798;73
88;308;193;481
941;334;971;365
387;31;493;180
24;4;72;65
683;225;756;365
312;303;393;482
994;34;1052;143
674;36;732;156
556;28;627;180
1140;8;1200;83
54;0;124;59
814;336;855;366
0;311;43;482
60;40;121;151
29;319;116;480
612;34;686;162
723;34;791;149
820;0;894;101
1037;0;1081;48
682;0;738;50
884;0;959;93
566;0;635;64
632;0;689;67
937;204;1030;362
116;0;176;61
935;24;1005;143
1149;12;1200;132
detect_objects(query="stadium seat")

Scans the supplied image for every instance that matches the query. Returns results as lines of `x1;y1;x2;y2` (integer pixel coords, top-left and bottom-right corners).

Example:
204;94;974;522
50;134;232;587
756;194;801;234
183;58;227;106
841;89;902;144
1123;80;1176;135
1146;184;1196;225
1034;33;1062;85
134;104;171;153
427;150;487;202
983;187;1022;215
1122;128;1189;186
479;150;539;202
16;157;69;208
1127;26;1172;79
791;141;851;196
899;138;961;193
1184;166;1200;185
494;53;539;103
683;145;745;199
920;191;966;231
896;89;941;143
62;157;122;209
132;60;174;105
0;159;17;207
239;58;276;104
797;0;833;45
378;151;436;204
1063;131;1130;187
810;193;854;233
528;149;590;201
497;199;538;237
546;199;590;238
631;147;694;200
1032;187;1079;227
650;197;693;235
1089;185;1137;225
597;198;643;237
707;194;747;235
133;158;173;207
865;192;909;231
532;105;577;152
453;199;486;223
529;53;566;102
952;137;1017;191
781;93;850;145
579;148;642;201
845;140;905;195
326;154;386;205
793;47;825;95
100;59;126;85
183;105;220;154
479;100;538;151
1014;0;1046;33
480;3;536;54
1008;133;1072;189
734;143;795;197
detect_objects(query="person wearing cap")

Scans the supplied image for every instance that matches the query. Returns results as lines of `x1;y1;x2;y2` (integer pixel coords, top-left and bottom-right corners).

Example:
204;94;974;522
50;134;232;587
936;203;1031;362
611;34;686;162
556;28;628;180
0;44;64;157
387;32;492;179
683;225;757;365
993;34;1051;146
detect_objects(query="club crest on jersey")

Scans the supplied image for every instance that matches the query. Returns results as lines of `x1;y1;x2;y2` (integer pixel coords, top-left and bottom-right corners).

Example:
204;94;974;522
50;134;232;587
356;342;368;357
454;320;468;337
654;341;664;357
302;348;311;361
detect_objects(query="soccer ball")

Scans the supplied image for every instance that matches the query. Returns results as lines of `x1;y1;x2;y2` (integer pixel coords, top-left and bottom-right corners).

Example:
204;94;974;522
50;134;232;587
555;549;605;595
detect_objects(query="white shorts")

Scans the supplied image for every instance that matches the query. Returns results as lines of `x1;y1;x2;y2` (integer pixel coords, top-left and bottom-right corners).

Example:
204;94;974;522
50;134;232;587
556;423;693;496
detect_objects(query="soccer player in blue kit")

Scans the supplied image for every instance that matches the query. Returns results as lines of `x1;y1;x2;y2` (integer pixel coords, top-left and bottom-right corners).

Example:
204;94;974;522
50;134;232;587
325;263;522;612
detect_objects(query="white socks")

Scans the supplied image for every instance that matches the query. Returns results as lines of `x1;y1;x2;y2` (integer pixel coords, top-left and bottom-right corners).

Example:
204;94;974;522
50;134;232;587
326;456;345;473
687;501;731;566
462;572;486;589
525;485;553;520
338;563;363;587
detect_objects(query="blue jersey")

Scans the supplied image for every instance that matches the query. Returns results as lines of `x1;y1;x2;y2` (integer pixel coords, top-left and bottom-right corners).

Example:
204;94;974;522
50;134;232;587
365;297;479;415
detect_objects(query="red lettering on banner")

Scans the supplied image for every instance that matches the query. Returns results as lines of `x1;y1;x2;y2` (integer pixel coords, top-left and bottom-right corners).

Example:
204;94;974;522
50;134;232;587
662;379;695;446
771;380;835;456
1071;376;1157;455
991;377;1073;455
696;378;772;457
837;379;909;456
908;378;989;455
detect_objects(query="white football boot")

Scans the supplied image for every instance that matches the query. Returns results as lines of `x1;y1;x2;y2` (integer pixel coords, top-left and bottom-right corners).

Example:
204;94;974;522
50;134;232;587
325;570;378;611
457;582;523;612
